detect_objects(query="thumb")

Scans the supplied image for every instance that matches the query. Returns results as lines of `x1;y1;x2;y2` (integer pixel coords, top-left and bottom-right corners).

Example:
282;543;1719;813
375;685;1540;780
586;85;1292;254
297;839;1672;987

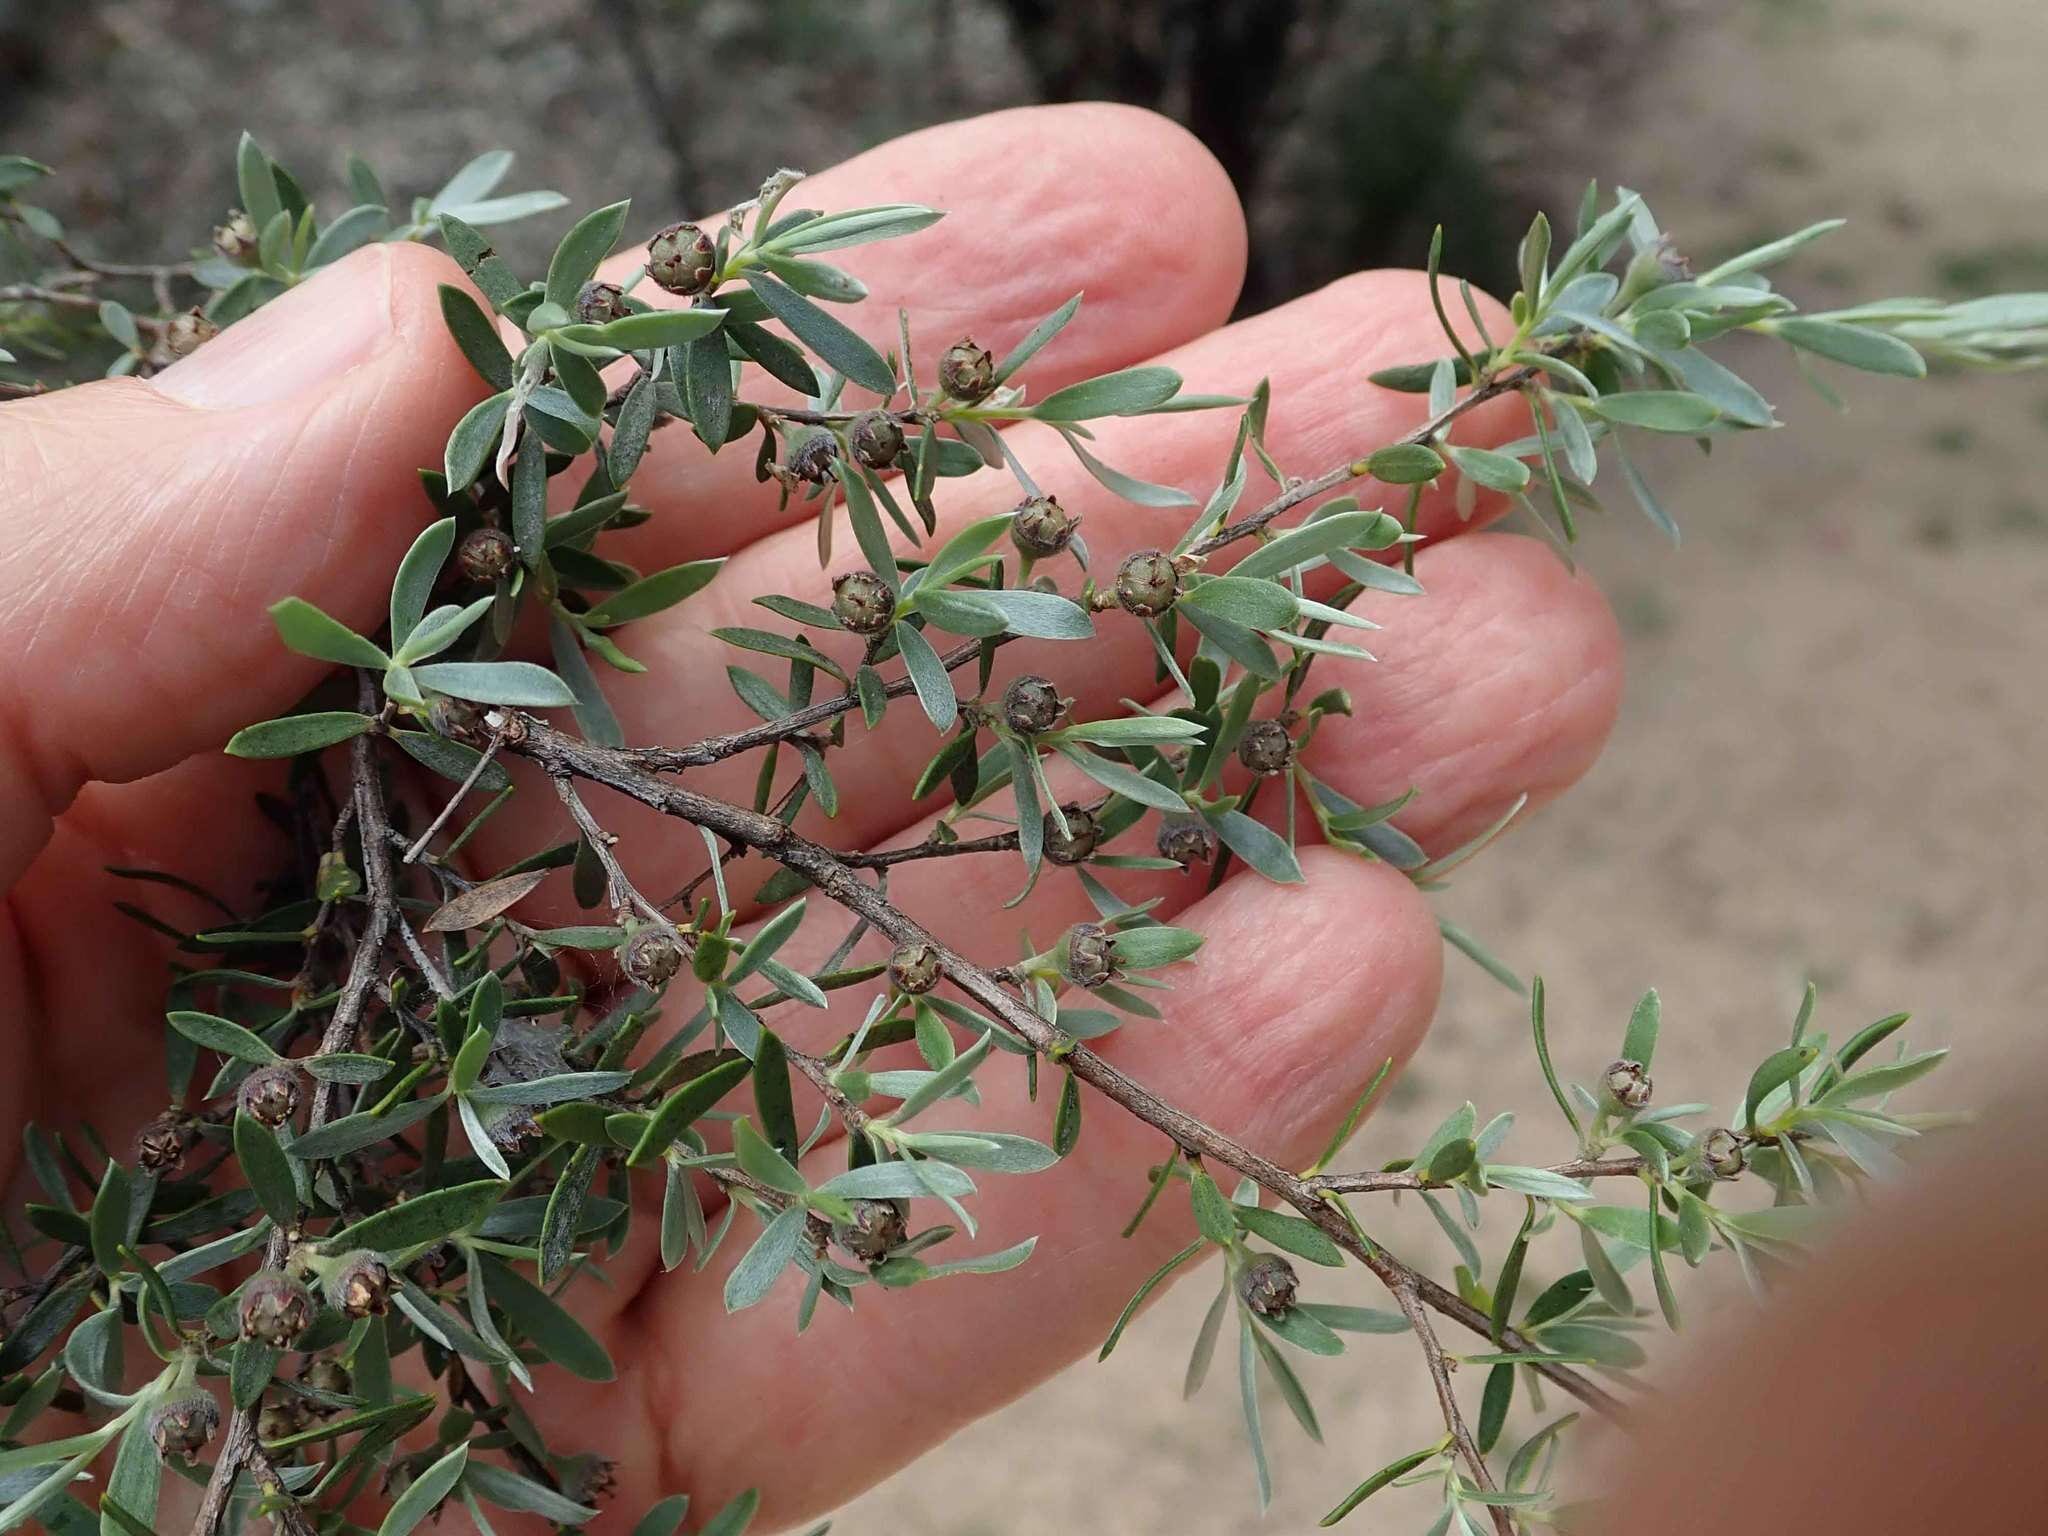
0;241;483;885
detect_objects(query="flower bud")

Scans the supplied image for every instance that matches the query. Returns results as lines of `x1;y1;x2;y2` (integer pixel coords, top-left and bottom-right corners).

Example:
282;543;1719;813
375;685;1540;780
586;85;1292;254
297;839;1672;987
1010;494;1079;559
1236;719;1294;777
315;848;361;902
1236;1253;1299;1317
164;307;218;358
1603;1058;1653;1111
212;210;259;266
572;280;629;326
849;409;905;470
327;1249;393;1319
237;1064;302;1129
1000;674;1064;735
1698;1127;1747;1180
646;220;717;296
132;1112;194;1173
786;432;839;485
832;1198;908;1263
1113;549;1180;618
887;940;942;996
1156;814;1219;869
457;526;516;583
240;1269;313;1348
150;1391;220;1462
1061;922;1120;989
831;571;896;635
937;337;995;403
617;926;685;990
1042;805;1100;866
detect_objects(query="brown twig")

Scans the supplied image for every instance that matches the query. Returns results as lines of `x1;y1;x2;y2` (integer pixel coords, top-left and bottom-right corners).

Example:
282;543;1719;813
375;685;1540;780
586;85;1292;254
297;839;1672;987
1310;1156;1645;1196
1392;1277;1511;1535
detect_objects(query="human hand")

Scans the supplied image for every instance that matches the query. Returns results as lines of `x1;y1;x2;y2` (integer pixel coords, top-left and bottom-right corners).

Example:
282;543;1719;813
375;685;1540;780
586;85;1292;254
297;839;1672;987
0;104;1620;1527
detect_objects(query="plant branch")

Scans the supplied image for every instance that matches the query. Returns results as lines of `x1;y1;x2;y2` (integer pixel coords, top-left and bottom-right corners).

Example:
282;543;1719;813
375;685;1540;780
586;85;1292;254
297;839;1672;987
1188;364;1538;557
1309;1155;1645;1195
1392;1277;1511;1535
501;717;1622;1421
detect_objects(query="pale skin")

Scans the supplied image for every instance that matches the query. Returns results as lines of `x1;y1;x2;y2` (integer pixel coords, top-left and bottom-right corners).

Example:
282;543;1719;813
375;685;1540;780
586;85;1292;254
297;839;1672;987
0;104;2028;1532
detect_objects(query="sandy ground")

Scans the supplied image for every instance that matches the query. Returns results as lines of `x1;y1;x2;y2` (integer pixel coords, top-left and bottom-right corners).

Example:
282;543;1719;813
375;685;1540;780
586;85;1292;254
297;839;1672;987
839;1;2048;1529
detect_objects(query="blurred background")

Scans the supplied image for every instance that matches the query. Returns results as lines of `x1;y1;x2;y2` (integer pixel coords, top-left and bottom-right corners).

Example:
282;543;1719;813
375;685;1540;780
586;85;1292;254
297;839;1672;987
3;0;2044;1529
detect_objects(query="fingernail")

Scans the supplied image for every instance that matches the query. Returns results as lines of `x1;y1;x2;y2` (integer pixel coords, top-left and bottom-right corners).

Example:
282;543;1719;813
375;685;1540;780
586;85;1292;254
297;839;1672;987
154;245;395;409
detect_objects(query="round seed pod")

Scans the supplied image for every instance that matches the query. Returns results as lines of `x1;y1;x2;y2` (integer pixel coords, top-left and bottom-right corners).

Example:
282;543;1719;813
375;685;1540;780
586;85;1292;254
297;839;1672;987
1011;494;1079;559
457;526;516;583
1113;549;1180;618
327;1249;393;1319
1062;922;1120;989
1156;815;1219;869
937;337;995;402
149;1391;220;1462
646;220;717;296
212;210;259;266
832;1198;909;1263
1603;1058;1653;1111
164;308;218;358
849;409;905;470
1699;1127;1747;1180
1001;675;1064;736
1236;719;1294;777
831;571;896;636
237;1064;302;1129
786;432;839;485
617;926;685;990
132;1112;194;1173
427;695;487;746
573;280;629;325
239;1270;313;1349
887;940;942;996
1042;805;1101;866
1236;1253;1300;1317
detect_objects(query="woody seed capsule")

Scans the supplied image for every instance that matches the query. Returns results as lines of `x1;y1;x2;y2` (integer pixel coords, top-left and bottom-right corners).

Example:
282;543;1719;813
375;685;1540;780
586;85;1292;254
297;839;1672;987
164;308;218;358
457;526;516;583
1042;805;1101;866
1113;549;1180;618
328;1249;394;1318
849;409;905;470
1010;494;1079;558
1236;719;1294;776
618;926;685;990
1062;922;1120;989
149;1392;220;1462
1001;674;1064;735
831;571;896;635
646;220;717;296
1236;1253;1300;1317
833;1198;908;1263
237;1064;302;1128
1156;815;1219;869
787;432;839;485
212;210;259;266
937;337;995;402
133;1112;193;1173
1603;1058;1653;1111
240;1269;313;1348
298;1357;353;1404
1699;1127;1747;1180
887;940;942;996
573;280;629;325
